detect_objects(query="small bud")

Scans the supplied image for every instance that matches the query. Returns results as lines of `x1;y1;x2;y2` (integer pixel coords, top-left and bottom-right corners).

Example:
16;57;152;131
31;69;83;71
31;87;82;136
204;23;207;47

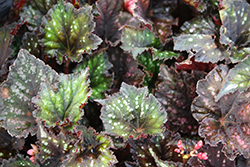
177;140;183;150
201;153;208;160
174;148;181;153
194;140;203;150
197;152;208;160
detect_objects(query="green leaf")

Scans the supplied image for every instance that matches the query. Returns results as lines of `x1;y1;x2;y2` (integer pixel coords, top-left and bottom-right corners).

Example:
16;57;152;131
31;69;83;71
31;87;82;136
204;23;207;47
0;49;58;137
98;82;167;139
40;0;102;64
137;51;162;92
121;26;161;59
64;126;118;166
74;52;113;99
217;56;250;101
174;34;228;63
32;68;91;128
153;50;179;61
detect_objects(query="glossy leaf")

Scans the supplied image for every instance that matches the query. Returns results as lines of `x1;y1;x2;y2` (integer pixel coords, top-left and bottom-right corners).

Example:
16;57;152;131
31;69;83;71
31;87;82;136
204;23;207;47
32;68;91;128
217;56;250;101
94;0;123;45
155;64;206;135
192;65;250;160
0;49;58;137
20;0;58;31
98;82;167;139
219;0;250;48
40;0;102;64
64;126;118;166
121;26;161;59
74;52;113;99
174;34;228;63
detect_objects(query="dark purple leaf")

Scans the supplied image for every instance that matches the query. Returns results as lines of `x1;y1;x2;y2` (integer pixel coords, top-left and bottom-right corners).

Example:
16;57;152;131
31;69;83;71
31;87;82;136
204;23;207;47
148;0;178;45
94;0;123;46
0;127;24;160
155;64;206;135
190;143;235;167
22;31;43;59
192;65;250;160
0;24;14;76
106;47;144;90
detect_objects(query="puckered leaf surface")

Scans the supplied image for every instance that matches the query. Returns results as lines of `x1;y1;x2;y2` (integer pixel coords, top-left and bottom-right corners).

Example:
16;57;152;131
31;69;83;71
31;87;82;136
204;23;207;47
155;64;206;135
174;34;228;63
191;65;250;160
40;0;102;64
219;0;250;48
94;0;123;46
64;126;117;166
217;56;250;101
0;49;58;137
121;26;161;59
74;51;113;99
20;0;58;31
98;82;167;139
32;68;91;128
